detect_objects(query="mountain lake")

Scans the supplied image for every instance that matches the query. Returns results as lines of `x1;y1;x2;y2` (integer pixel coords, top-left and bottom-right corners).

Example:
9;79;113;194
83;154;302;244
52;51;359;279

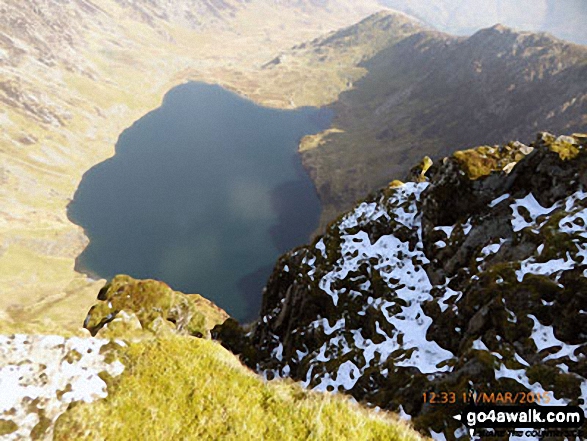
68;82;332;322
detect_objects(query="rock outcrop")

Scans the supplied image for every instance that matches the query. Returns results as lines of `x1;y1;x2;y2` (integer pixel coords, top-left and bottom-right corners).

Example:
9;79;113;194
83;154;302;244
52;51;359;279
84;275;229;339
215;133;587;439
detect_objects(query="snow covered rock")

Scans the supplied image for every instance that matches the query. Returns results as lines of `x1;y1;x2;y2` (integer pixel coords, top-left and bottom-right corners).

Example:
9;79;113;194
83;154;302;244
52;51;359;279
0;335;124;440
215;132;587;440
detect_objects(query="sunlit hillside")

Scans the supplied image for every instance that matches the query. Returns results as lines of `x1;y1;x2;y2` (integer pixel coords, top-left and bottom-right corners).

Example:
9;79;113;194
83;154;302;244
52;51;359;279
0;0;384;331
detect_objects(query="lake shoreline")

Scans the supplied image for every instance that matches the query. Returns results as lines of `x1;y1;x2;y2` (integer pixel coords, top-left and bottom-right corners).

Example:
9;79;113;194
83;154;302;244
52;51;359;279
68;82;332;322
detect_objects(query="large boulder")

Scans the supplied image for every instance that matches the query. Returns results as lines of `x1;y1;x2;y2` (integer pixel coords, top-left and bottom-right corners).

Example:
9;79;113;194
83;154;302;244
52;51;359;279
84;275;229;339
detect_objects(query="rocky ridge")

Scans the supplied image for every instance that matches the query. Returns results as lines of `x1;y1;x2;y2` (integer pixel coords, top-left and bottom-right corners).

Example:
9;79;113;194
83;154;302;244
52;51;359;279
292;17;587;228
215;132;587;439
380;0;587;45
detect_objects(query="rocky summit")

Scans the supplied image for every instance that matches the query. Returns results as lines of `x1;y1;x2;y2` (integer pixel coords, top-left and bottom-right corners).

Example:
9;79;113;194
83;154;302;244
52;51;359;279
215;132;587;439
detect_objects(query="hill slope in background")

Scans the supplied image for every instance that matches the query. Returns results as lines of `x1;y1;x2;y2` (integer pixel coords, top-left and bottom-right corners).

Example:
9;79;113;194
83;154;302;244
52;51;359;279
216;132;587;439
282;16;587;227
380;0;587;45
0;0;385;331
2;3;586;333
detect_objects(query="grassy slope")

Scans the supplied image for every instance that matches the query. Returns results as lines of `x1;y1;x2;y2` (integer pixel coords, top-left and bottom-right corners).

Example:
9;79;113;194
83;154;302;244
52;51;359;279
54;336;426;441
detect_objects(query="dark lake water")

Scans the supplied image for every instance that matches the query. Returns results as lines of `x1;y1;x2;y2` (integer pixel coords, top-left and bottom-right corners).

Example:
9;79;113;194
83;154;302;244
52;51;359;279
68;82;332;322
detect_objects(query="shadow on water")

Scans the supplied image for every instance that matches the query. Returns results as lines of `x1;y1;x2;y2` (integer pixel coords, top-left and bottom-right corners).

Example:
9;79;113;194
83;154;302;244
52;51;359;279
236;265;275;321
68;82;332;322
268;154;322;253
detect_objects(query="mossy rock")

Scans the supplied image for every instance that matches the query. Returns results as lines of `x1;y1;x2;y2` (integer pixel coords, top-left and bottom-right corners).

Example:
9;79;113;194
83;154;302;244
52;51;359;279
546;135;582;160
83;275;229;339
452;142;532;180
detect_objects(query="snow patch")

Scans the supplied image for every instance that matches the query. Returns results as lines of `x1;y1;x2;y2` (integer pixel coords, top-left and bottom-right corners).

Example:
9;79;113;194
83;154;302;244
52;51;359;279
515;255;575;282
315;239;326;257
339;202;388;231
510;193;555;232
0;334;124;440
314;360;361;392
397;405;411;421
489;193;510;207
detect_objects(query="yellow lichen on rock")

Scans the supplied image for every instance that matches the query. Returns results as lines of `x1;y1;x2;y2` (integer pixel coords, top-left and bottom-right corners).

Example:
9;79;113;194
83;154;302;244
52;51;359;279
405;156;434;183
453;133;586;180
83;275;229;339
420;156;433;176
452;141;534;180
545;133;584;160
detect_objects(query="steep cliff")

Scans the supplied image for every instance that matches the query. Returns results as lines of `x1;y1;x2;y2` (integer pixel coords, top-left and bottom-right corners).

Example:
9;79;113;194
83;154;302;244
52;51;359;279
216;132;587;439
285;16;587;228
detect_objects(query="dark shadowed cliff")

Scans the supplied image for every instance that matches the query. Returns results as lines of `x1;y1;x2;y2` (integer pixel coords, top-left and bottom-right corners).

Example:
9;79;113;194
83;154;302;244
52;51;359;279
216;132;587;439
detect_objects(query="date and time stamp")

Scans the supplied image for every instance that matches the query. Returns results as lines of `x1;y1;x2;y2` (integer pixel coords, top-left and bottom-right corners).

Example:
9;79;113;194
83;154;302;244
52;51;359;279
422;390;564;406
421;389;585;438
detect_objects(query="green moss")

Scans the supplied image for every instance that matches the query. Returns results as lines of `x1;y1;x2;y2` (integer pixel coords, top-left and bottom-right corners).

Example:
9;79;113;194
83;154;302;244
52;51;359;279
56;384;73;401
64;349;82;364
525;364;580;400
527;364;557;388
53;337;425;441
452;146;508;180
553;373;582;399
83;275;228;339
30;414;51;441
